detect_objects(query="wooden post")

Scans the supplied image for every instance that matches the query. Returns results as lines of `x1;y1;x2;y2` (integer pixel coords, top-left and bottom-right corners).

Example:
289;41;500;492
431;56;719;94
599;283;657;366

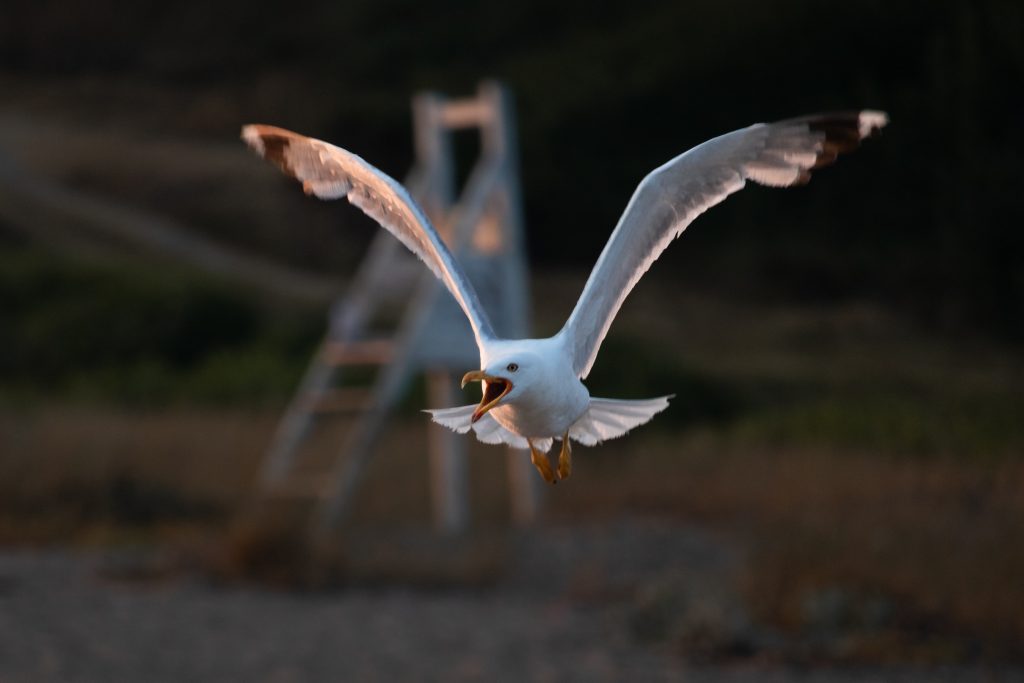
507;448;541;526
411;93;456;217
427;371;469;534
482;81;542;525
255;82;538;537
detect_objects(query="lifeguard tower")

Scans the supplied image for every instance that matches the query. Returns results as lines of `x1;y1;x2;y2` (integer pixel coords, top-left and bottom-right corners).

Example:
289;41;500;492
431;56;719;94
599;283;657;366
254;82;539;537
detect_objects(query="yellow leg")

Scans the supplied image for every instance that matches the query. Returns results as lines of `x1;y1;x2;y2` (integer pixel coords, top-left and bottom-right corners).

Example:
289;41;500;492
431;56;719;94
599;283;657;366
528;439;557;485
557;432;572;480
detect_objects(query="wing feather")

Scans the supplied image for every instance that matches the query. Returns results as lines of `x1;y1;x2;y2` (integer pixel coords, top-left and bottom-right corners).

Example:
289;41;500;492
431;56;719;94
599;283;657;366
424;405;551;451
559;111;888;378
568;396;673;446
242;124;496;347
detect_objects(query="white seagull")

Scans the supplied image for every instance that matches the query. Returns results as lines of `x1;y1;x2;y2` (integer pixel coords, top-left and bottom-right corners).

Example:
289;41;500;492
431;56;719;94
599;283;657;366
242;110;887;483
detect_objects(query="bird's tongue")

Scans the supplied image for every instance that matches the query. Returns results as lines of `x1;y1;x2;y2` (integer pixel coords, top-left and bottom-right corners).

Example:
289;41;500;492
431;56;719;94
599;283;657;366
482;379;508;405
472;378;510;423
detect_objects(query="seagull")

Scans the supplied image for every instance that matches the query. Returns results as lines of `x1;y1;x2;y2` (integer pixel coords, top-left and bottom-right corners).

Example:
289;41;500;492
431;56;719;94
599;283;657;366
242;110;887;484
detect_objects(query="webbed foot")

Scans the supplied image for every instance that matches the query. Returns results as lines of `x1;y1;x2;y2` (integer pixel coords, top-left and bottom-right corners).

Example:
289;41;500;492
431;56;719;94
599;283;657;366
528;439;557;485
557;432;572;481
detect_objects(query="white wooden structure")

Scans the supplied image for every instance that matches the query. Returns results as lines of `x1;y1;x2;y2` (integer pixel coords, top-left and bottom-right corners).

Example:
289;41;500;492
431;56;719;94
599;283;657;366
256;81;539;536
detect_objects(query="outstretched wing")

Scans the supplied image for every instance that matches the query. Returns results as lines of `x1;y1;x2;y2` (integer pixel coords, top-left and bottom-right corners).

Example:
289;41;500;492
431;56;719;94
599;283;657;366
242;124;497;347
559;111;888;379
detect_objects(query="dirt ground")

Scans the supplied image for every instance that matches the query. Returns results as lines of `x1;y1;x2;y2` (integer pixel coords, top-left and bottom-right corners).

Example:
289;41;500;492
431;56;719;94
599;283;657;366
1;518;1018;683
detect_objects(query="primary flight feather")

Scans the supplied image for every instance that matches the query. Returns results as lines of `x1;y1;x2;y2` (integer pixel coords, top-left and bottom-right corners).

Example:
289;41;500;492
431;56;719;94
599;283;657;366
242;110;888;483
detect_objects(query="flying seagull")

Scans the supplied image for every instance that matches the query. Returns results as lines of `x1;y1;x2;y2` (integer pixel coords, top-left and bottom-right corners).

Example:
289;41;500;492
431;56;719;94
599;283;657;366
242;110;888;484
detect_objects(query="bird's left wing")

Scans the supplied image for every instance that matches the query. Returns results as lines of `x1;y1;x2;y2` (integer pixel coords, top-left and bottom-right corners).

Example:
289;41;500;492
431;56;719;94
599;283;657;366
559;111;888;379
242;124;497;347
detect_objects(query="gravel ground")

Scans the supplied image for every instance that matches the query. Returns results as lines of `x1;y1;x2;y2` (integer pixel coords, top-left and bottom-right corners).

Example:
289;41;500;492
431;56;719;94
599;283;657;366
0;519;1017;683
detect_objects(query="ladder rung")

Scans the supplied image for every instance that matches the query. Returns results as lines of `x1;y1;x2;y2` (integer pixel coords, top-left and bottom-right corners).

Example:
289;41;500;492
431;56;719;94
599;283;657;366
303;388;373;415
321;339;395;366
439;100;491;129
262;475;331;501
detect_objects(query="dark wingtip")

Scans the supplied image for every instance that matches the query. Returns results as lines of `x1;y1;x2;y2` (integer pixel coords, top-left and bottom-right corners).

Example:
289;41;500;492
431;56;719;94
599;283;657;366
241;124;298;178
789;110;888;170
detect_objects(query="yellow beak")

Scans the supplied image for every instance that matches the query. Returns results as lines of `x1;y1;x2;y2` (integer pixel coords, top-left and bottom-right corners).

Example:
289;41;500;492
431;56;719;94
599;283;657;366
461;370;513;423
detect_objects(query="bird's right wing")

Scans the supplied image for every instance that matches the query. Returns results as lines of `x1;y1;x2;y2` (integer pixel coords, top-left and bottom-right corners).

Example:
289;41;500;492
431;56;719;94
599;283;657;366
242;124;497;347
559;111;888;379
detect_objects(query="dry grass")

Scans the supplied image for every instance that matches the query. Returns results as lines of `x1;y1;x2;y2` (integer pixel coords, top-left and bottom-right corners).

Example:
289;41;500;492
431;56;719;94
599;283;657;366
549;433;1024;662
2;406;1022;663
0;406;515;543
1;293;1021;663
0;407;268;543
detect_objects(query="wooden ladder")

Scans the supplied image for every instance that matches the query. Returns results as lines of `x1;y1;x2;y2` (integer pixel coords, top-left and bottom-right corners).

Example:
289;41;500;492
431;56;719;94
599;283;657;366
253;81;540;538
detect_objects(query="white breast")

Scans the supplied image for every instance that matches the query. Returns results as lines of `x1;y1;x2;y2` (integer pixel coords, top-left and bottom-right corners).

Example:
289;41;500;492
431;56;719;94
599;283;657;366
482;336;590;439
490;381;589;438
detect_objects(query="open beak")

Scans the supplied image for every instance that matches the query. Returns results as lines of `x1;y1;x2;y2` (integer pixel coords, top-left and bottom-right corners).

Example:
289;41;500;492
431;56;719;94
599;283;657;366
461;370;513;423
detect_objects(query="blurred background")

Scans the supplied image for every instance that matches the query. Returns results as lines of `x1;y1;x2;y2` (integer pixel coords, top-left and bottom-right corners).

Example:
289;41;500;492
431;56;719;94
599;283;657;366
1;0;1022;680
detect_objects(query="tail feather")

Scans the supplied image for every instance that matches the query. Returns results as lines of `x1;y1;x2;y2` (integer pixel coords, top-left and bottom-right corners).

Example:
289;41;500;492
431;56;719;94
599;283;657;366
568;396;672;446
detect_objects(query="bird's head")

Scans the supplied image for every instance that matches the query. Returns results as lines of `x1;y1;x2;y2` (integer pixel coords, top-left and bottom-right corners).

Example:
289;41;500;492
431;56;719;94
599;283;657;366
461;356;534;423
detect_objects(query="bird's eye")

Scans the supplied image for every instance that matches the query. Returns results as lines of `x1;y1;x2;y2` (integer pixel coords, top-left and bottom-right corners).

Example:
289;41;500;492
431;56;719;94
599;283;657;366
506;363;519;373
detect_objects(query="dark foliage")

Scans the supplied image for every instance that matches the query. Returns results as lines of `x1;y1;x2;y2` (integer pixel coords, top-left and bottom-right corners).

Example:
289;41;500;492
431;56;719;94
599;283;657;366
0;251;321;404
1;0;1021;339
